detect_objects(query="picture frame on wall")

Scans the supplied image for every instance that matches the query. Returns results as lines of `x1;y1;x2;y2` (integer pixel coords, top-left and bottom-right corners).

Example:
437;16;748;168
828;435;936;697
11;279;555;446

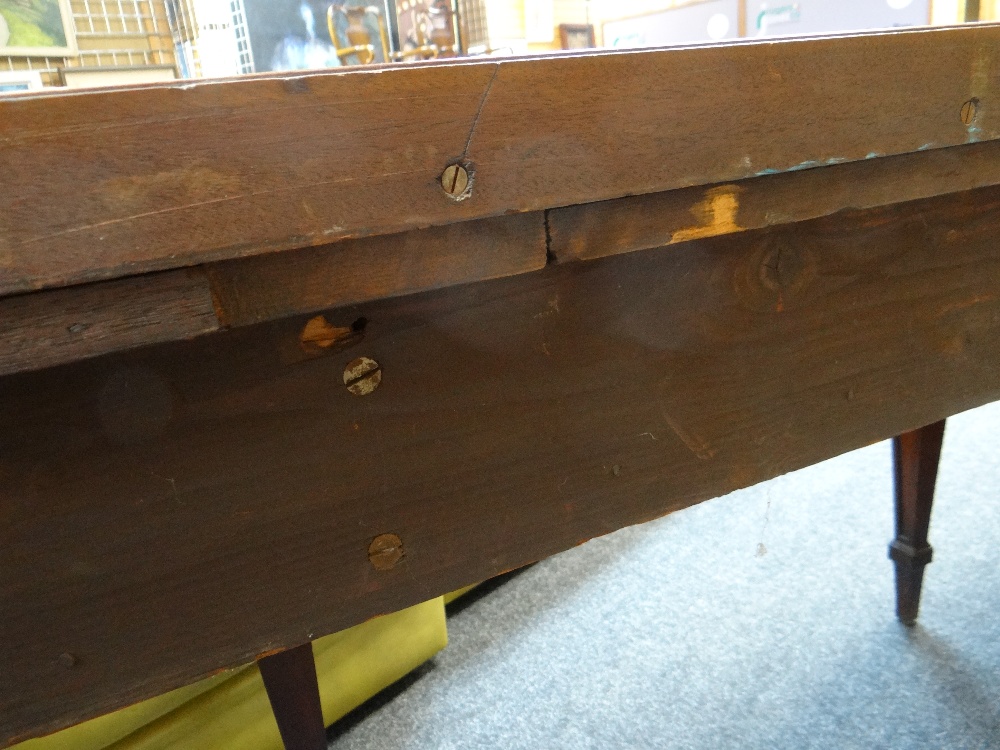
0;0;77;57
559;23;595;50
243;0;391;72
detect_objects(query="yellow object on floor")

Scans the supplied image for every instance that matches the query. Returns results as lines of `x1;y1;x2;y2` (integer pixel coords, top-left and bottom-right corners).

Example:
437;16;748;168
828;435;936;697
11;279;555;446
15;598;447;750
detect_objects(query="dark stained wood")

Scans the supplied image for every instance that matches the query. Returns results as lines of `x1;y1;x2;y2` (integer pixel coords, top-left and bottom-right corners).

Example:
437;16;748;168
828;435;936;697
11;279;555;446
5;185;1000;746
7;139;1000;377
207;212;546;327
889;420;946;625
1;24;999;295
549;140;1000;263
0;213;544;377
0;269;219;376
257;643;327;750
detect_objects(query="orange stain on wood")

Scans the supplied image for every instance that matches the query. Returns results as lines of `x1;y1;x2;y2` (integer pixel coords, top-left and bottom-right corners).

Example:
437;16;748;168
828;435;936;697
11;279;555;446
671;185;743;243
300;315;354;351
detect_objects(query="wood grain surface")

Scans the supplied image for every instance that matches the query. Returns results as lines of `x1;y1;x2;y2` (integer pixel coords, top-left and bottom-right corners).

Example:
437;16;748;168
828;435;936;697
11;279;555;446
3;138;999;377
0;213;544;377
207;211;546;327
0;270;218;376
1;24;998;295
549;139;1000;262
5;185;1000;746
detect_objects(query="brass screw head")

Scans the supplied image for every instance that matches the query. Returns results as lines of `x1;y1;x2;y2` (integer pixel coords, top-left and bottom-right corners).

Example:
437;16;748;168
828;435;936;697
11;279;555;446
961;98;979;125
441;163;471;199
343;357;381;396
368;533;403;570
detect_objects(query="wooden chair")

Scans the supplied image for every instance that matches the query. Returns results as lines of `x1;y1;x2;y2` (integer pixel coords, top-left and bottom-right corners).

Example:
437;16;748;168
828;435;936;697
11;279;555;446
426;0;459;57
326;4;390;65
393;0;443;61
327;3;441;65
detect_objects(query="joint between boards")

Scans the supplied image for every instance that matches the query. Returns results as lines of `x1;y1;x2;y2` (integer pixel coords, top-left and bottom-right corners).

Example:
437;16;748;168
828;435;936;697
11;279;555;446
544;209;555;265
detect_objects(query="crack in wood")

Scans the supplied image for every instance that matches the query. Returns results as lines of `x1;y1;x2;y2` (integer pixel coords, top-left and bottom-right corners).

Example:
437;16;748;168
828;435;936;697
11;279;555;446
461;64;500;160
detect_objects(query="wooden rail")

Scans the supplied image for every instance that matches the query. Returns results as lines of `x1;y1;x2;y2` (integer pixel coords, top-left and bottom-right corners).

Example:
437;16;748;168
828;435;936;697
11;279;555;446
2;140;1000;377
1;24;998;296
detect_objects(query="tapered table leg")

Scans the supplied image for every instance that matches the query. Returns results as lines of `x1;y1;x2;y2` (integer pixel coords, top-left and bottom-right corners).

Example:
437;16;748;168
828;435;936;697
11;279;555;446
258;642;327;750
889;419;946;626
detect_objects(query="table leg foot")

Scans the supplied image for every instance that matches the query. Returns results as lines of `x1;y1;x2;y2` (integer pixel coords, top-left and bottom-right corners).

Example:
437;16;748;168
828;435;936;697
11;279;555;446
258;642;327;750
889;419;945;626
889;539;932;625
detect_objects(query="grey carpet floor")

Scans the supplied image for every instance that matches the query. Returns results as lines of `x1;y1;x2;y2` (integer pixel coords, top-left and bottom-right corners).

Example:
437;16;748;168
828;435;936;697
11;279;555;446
328;402;1000;750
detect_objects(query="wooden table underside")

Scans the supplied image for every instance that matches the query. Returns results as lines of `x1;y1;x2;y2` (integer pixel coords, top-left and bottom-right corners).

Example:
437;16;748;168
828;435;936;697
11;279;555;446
3;23;1000;747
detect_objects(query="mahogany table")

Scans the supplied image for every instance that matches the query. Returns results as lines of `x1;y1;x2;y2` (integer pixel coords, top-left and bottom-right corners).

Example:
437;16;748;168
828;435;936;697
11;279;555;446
2;23;1000;749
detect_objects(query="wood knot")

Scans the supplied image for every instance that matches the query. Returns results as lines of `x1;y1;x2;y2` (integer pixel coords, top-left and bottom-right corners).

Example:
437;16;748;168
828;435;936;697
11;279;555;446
734;237;817;313
368;533;403;570
759;243;807;292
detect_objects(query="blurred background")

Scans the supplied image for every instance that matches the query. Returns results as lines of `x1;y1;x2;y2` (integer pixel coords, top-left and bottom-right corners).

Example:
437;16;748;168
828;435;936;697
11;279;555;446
0;0;993;92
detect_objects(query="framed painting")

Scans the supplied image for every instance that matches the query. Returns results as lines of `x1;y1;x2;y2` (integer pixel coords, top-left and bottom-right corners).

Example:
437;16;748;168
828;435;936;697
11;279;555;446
0;0;77;57
243;0;339;72
558;23;595;49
